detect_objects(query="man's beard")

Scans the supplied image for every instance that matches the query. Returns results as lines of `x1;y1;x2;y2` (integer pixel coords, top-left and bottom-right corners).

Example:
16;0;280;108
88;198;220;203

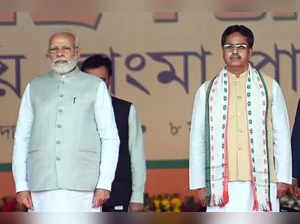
51;58;78;74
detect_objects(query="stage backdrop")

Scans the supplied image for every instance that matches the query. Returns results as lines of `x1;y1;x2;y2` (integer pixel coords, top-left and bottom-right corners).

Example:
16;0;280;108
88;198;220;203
0;12;299;197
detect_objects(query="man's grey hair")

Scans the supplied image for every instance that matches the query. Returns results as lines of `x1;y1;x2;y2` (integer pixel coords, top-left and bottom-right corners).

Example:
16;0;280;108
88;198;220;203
49;30;79;48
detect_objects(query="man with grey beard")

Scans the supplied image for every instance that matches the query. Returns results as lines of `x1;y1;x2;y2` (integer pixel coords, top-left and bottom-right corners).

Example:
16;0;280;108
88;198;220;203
12;31;120;212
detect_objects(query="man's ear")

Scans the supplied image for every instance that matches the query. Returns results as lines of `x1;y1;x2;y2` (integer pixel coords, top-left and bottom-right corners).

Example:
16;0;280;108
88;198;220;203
107;76;112;89
46;51;51;59
249;48;253;57
75;47;81;58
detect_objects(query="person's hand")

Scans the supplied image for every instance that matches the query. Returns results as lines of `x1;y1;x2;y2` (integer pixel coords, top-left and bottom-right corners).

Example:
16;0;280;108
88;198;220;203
196;188;206;207
16;191;33;209
277;182;289;199
92;188;110;208
129;202;144;212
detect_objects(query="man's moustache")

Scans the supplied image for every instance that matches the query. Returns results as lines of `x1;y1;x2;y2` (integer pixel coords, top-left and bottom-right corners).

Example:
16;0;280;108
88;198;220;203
230;55;241;59
54;59;69;64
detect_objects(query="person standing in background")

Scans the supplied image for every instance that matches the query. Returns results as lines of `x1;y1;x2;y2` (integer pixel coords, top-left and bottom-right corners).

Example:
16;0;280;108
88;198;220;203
81;54;146;212
289;99;300;197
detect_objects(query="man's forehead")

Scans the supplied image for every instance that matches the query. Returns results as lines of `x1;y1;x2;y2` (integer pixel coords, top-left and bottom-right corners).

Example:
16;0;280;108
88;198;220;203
87;67;109;77
225;32;247;41
49;33;75;46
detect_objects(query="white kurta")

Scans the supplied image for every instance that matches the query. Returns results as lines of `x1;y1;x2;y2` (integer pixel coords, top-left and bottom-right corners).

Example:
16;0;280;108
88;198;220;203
189;79;292;212
13;73;120;212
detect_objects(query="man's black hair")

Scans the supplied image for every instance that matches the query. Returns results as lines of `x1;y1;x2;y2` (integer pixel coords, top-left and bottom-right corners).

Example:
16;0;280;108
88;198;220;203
81;54;112;77
221;25;254;48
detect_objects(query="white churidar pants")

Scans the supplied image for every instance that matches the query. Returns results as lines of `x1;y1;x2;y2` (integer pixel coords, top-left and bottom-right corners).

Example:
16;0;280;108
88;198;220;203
207;182;279;212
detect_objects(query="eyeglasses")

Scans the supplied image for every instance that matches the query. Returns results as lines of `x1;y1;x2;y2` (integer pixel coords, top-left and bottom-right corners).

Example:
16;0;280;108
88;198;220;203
48;46;74;54
223;44;248;52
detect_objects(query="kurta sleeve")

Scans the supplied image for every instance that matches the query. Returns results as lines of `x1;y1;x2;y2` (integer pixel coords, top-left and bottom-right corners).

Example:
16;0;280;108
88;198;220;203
128;104;146;203
94;81;120;190
12;84;33;192
189;84;207;189
272;80;292;184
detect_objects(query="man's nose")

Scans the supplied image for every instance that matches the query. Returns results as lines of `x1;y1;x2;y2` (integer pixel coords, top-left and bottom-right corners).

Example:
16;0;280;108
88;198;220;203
232;47;238;54
56;50;64;56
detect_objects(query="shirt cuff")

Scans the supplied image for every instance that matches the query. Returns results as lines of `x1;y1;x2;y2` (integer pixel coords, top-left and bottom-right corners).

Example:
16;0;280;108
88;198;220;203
96;177;113;191
130;190;144;203
15;182;29;193
277;176;292;185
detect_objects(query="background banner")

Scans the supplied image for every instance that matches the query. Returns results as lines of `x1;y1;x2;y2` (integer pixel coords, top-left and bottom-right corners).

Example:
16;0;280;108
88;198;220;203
0;12;299;196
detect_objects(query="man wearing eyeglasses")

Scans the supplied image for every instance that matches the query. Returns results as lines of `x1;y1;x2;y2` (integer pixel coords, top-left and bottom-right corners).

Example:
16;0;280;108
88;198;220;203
189;25;292;212
12;31;120;212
